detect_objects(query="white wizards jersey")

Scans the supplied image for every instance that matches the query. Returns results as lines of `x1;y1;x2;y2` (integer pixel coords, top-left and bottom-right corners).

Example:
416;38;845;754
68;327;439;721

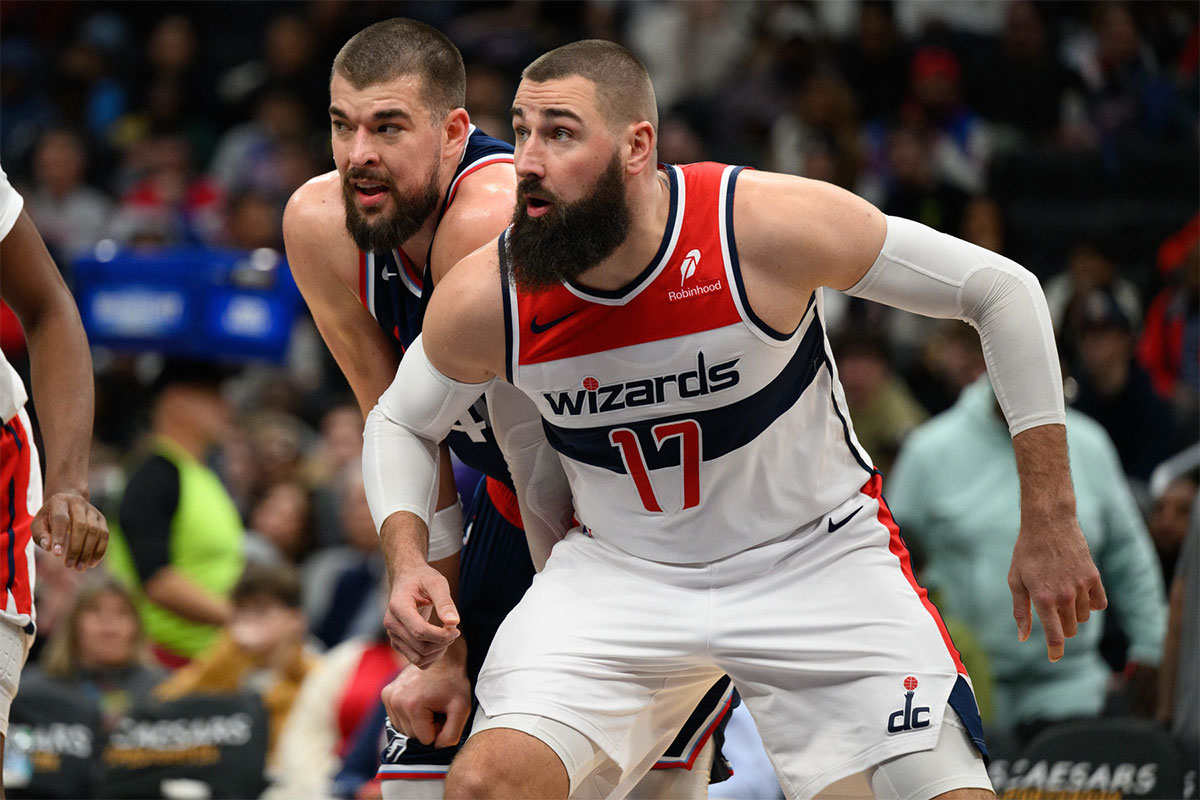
501;162;877;564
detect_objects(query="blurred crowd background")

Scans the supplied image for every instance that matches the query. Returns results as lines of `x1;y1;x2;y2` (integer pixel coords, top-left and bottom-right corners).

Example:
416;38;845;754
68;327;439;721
0;0;1197;797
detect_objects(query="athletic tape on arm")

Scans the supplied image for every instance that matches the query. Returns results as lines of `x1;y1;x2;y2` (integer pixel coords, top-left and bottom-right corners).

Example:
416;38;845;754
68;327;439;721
362;334;494;532
846;216;1065;435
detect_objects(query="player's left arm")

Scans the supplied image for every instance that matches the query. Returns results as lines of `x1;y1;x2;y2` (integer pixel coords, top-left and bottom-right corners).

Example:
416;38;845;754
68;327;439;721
733;171;1105;662
0;209;108;569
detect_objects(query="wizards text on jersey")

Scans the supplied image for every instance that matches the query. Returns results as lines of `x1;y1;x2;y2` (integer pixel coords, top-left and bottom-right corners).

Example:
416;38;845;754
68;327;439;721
543;352;740;416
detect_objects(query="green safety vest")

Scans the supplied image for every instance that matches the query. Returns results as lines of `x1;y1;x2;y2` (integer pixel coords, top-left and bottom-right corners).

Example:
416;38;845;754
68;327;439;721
107;437;245;659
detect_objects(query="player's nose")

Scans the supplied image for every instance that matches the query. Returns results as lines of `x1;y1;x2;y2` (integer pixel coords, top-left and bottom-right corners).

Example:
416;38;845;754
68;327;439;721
514;137;544;181
348;129;379;166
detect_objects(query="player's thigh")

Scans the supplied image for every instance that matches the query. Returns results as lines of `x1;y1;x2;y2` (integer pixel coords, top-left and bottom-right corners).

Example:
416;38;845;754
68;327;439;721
447;715;573;799
711;493;978;796
475;531;719;774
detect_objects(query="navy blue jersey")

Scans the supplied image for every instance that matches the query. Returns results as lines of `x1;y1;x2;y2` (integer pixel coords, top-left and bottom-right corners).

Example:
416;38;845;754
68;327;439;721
360;127;514;484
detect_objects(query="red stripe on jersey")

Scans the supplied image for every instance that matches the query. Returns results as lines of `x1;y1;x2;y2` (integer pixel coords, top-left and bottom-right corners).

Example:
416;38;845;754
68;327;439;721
358;251;369;310
378;772;447;781
515;163;742;365
397;248;423;292
485;477;523;529
1;417;33;617
864;473;967;675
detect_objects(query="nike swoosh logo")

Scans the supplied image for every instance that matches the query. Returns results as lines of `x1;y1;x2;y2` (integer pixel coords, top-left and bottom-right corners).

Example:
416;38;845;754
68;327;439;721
530;311;577;334
827;505;863;532
381;268;396;281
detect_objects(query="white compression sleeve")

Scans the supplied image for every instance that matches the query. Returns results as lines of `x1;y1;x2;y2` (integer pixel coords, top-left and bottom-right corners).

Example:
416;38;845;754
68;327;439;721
427;501;465;561
486;381;574;572
362;334;494;533
846;216;1065;435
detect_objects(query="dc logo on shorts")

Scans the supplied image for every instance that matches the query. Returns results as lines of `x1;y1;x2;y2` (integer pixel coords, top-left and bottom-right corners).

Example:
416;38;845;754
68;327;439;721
886;675;931;734
383;719;410;762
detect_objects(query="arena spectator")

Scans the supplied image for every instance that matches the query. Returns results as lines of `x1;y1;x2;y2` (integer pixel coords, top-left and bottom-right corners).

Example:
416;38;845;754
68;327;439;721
105;359;244;666
23;575;164;731
22;128;112;261
303;467;386;650
155;561;317;766
1065;288;1175;482
1138;216;1200;443
243;477;313;566
263;629;404;800
965;0;1083;143
890;375;1167;741
1045;241;1142;336
1148;471;1200;586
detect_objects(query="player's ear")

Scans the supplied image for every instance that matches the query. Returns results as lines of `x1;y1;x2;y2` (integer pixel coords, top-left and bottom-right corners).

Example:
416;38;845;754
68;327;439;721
443;107;471;151
626;120;656;175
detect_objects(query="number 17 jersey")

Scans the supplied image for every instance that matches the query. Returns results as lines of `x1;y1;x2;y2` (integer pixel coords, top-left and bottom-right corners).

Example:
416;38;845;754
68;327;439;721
500;162;876;564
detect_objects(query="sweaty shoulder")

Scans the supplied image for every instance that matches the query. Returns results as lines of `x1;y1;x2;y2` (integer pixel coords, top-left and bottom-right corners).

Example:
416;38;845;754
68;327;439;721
283;171;359;291
430;161;516;285
423;239;507;383
731;169;885;295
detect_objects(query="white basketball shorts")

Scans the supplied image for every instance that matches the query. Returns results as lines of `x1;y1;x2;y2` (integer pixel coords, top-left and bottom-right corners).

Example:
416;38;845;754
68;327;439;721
472;476;987;800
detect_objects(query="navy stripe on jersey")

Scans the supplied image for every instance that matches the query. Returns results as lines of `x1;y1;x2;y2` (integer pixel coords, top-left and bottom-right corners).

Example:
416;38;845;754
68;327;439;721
823;353;877;477
564;166;680;301
725;166;793;342
499;232;515;384
3;421;21;598
541;317;826;473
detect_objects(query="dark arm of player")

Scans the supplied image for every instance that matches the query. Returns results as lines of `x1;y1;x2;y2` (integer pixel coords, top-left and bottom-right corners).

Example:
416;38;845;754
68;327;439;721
0;209;107;568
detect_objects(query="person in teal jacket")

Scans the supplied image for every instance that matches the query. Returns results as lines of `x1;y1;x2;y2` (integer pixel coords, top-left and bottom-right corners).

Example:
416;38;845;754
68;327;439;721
888;375;1166;737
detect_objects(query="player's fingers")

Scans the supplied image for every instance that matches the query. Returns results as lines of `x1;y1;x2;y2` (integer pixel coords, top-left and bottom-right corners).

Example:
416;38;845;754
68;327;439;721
1033;592;1066;662
1008;575;1032;643
89;508;109;566
1089;575;1108;611
434;694;471;749
65;500;90;568
47;496;70;558
30;510;50;552
422;578;460;628
1058;594;1079;640
1074;587;1091;627
391;601;459;647
410;705;437;746
75;507;107;570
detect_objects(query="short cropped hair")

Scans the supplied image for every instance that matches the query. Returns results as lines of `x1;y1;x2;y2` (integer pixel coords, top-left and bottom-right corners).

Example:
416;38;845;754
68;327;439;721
332;18;466;121
523;40;658;134
233;562;303;610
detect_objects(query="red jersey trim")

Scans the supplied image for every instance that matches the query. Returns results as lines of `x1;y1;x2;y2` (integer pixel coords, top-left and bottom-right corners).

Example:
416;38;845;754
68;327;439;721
864;473;967;675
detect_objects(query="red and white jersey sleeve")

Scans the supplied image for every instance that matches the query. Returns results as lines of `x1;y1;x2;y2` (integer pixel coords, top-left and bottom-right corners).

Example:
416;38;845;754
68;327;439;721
501;162;875;564
0;164;29;426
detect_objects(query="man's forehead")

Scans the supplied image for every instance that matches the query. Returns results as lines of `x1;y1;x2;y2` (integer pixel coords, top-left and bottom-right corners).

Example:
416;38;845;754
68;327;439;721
330;72;427;112
512;75;599;118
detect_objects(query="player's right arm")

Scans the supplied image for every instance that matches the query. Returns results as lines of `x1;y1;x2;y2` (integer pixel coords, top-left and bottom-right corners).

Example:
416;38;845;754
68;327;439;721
283;173;401;419
284;175;465;652
362;246;506;668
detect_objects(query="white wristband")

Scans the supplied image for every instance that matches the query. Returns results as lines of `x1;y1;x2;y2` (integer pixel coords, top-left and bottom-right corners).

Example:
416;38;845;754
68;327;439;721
427;501;464;561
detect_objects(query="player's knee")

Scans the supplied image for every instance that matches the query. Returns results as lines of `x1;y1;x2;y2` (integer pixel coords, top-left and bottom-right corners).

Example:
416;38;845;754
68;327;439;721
444;754;494;800
445;728;569;800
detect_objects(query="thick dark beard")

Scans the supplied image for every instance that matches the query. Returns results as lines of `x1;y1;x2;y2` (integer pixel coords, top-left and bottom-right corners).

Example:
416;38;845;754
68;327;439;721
507;153;631;293
342;166;441;253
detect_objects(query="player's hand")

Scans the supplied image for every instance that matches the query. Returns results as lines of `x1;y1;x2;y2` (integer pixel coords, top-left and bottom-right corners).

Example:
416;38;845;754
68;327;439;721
382;639;472;748
383;562;461;668
32;490;108;571
1008;513;1107;662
